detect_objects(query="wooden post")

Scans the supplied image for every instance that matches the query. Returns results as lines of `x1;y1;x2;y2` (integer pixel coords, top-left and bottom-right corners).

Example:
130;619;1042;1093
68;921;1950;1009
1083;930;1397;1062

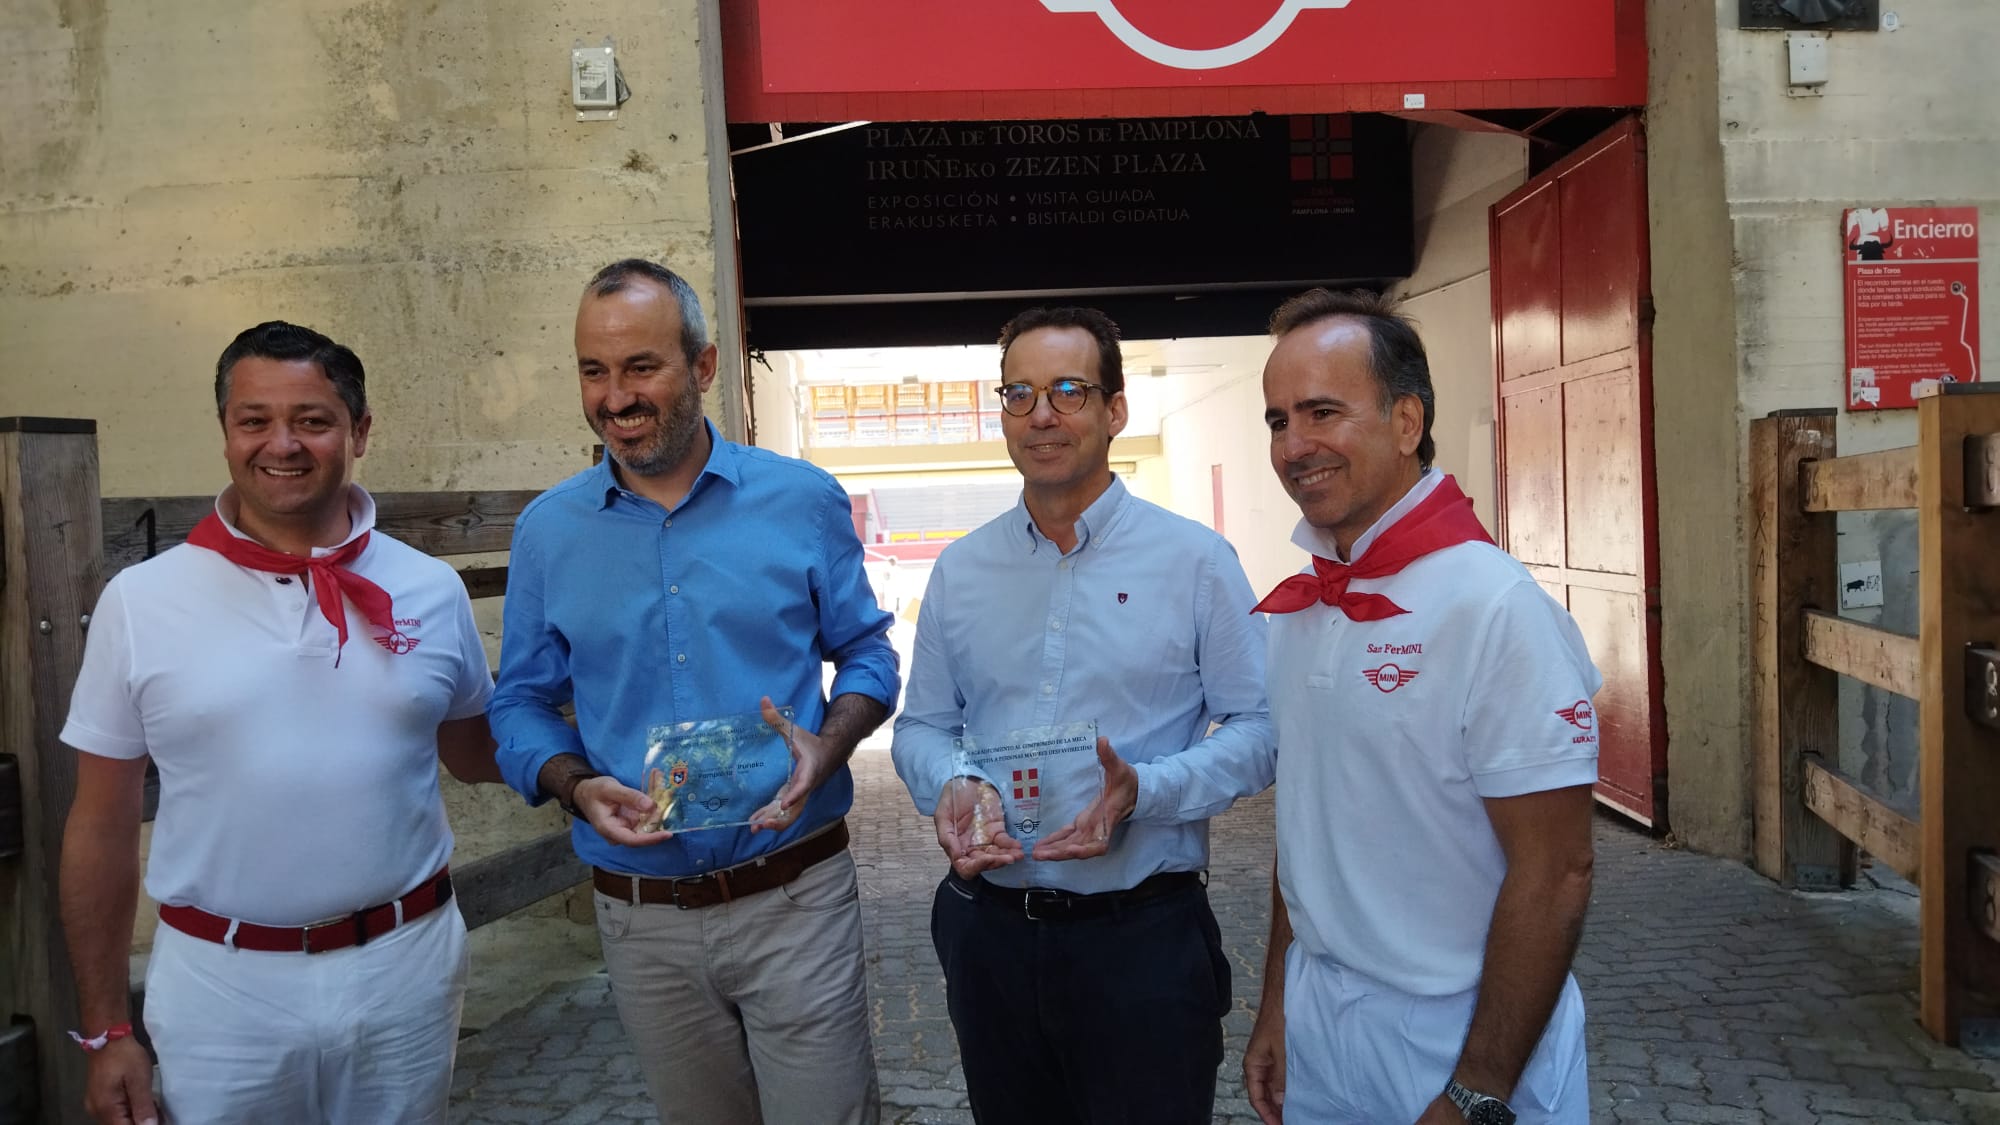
1916;385;2000;1045
0;419;105;1125
1749;410;1856;889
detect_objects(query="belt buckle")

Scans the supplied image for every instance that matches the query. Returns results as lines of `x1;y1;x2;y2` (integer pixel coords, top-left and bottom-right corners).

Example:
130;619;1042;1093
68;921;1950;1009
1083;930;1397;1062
1022;888;1065;922
301;912;362;954
668;874;710;910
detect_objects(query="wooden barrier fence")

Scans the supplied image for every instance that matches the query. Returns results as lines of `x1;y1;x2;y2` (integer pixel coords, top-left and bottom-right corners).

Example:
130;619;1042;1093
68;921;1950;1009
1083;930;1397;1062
0;419;585;1123
1750;385;2000;1051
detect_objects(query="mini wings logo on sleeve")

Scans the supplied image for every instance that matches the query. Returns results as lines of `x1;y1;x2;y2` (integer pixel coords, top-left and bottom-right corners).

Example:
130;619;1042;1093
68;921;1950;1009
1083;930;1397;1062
1556;701;1595;730
1360;663;1419;692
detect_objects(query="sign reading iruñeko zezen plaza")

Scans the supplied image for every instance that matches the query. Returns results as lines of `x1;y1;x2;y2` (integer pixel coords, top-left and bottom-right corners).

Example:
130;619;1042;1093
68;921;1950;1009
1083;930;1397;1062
1844;206;1981;411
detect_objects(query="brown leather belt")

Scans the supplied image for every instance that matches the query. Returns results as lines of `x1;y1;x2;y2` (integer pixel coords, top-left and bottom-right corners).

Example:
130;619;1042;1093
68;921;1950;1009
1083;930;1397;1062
158;868;453;954
592;819;848;910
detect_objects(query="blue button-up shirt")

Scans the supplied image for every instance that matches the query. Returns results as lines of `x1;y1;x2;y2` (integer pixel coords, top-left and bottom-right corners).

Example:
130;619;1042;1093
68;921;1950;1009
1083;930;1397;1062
492;421;899;876
891;477;1275;894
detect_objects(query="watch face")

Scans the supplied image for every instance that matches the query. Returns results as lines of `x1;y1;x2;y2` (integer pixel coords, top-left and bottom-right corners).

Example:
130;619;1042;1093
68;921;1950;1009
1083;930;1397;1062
1468;1101;1516;1125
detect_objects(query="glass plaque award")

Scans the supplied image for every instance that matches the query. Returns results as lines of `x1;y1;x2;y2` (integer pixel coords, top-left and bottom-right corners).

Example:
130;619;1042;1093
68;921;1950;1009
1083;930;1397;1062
637;707;795;833
950;721;1099;845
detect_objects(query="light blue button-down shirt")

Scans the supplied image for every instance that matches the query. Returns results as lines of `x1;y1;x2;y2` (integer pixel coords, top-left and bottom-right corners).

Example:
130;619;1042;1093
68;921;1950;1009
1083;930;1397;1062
492;421;899;876
892;477;1275;894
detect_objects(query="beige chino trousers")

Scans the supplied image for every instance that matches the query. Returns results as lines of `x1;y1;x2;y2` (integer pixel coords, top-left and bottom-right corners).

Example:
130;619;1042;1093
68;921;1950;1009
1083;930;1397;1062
594;847;880;1125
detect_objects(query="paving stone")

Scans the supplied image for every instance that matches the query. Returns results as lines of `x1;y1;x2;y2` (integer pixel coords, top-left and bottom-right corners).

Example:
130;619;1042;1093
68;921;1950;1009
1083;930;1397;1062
447;752;2000;1123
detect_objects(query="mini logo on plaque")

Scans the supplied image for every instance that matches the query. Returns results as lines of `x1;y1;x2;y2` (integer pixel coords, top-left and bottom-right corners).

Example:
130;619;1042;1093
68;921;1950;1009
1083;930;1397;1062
1360;663;1418;692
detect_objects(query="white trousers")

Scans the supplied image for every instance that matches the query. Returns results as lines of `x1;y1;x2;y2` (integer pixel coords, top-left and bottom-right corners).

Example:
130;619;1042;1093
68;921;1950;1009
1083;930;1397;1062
143;902;469;1125
594;848;879;1125
1282;946;1589;1124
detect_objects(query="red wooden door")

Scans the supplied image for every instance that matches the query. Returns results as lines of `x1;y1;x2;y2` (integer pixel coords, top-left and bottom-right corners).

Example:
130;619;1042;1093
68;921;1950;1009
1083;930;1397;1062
1490;116;1666;827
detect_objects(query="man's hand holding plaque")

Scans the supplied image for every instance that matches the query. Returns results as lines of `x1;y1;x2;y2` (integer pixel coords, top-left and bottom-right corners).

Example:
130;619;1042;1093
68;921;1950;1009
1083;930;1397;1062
572;775;663;846
749;695;837;833
1030;737;1136;862
933;776;1024;878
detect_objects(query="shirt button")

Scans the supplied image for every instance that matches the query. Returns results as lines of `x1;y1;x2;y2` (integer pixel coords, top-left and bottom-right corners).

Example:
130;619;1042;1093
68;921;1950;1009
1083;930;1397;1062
1041;683;1053;695
276;577;292;585
1050;619;1063;632
669;585;680;595
677;654;687;664
664;519;673;528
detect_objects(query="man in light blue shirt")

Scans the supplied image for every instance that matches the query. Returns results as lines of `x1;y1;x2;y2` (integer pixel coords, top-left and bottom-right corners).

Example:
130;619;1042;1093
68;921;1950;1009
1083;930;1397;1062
892;306;1275;1124
492;259;898;1125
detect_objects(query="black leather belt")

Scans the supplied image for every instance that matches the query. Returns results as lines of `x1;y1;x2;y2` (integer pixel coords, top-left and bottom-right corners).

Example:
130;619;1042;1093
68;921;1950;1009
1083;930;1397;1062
957;870;1203;922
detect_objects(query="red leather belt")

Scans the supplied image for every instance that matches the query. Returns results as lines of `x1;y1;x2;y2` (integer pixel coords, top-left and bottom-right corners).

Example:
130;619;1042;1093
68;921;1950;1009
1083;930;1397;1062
158;868;453;954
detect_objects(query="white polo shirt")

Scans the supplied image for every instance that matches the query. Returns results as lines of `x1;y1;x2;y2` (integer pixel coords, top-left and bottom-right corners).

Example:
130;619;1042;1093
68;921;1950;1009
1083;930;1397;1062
1270;471;1602;997
61;486;493;926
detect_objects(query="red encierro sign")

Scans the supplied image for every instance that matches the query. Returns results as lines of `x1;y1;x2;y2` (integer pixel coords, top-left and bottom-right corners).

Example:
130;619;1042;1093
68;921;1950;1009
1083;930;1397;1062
1843;207;1981;411
752;0;1618;93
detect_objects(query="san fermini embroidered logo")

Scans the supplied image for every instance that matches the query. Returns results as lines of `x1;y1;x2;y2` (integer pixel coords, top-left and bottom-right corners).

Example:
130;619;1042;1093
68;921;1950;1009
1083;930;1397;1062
374;617;423;655
1360;663;1418;693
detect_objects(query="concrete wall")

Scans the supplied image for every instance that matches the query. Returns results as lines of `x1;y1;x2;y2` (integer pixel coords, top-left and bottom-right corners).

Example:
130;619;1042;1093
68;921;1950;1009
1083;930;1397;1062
1647;0;1749;854
1649;1;1998;854
1718;7;1998;811
1;0;722;947
1392;124;1529;530
1;0;721;495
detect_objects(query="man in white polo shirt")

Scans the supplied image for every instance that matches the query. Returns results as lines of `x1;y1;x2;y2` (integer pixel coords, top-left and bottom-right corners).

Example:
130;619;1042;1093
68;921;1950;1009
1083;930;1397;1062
58;321;499;1125
1243;288;1600;1125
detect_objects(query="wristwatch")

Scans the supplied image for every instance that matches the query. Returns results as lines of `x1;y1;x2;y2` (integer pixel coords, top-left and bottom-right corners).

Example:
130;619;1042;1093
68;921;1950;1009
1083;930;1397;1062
1444;1079;1516;1125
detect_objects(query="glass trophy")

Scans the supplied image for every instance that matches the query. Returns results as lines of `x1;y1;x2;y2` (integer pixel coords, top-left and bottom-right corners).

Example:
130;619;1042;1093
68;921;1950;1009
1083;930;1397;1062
637;707;796;833
950;720;1099;846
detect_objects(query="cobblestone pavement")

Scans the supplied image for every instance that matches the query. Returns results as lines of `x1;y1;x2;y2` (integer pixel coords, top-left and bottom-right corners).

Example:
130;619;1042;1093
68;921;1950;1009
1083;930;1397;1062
450;751;2000;1124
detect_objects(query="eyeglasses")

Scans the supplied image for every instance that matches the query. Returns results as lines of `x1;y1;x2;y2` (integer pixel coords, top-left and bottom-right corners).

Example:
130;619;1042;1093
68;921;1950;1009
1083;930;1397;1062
993;379;1106;417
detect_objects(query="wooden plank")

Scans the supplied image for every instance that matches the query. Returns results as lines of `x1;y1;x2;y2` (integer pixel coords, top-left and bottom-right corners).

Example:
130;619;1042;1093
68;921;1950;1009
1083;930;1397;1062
101;490;540;577
1801;445;1919;512
1801;758;1920;883
458;566;509;600
452;830;586;932
1970;432;2000;509
1749;413;1856;889
1802;611;1921;699
1;429;107;1124
1917;386;2000;1044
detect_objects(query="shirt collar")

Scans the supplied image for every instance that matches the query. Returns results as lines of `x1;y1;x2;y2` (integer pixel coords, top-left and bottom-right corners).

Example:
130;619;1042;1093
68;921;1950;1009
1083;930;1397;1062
213;484;378;557
1289;467;1442;564
1016;475;1129;555
595;417;740;510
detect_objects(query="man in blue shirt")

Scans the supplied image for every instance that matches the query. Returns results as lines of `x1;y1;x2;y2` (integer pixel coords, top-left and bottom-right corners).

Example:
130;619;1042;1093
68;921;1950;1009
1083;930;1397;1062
491;259;899;1125
892;306;1276;1124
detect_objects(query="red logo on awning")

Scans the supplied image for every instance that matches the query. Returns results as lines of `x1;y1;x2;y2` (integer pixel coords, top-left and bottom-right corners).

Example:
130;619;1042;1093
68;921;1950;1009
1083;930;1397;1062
1038;0;1353;71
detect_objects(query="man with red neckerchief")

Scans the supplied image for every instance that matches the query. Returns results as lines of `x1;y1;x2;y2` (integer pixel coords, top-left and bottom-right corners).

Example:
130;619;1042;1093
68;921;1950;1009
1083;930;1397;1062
1243;289;1601;1125
58;321;500;1125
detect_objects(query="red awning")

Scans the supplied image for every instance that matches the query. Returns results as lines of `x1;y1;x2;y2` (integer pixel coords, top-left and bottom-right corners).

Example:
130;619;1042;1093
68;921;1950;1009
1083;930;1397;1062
724;0;1645;123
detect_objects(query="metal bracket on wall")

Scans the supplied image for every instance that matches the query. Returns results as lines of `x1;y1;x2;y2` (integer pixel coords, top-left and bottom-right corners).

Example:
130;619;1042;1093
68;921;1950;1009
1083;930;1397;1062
0;755;21;859
1973;852;2000;946
1964;1017;2000;1060
1968;646;2000;733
